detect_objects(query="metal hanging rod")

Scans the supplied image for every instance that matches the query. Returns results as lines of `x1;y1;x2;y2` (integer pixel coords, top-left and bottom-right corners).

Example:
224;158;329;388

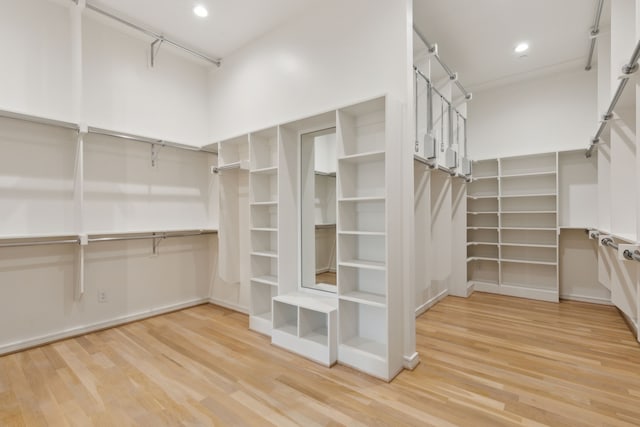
600;236;640;262
585;38;640;158
212;163;244;173
87;127;216;154
0;230;216;249
88;230;217;244
0;109;79;130
413;26;472;101
585;0;605;71
0;238;80;249
76;1;221;67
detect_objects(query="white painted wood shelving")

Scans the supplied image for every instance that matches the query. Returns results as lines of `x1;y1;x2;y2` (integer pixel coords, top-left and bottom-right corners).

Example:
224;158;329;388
467;153;560;302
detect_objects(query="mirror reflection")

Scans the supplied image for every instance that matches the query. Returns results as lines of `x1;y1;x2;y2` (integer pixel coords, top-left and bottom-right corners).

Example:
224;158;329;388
301;128;337;292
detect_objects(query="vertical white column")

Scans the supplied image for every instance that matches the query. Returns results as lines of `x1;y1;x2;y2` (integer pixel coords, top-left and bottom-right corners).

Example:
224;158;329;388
70;0;86;300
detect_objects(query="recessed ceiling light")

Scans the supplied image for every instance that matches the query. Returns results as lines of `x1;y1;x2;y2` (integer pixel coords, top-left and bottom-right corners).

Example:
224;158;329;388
193;5;208;18
514;42;529;53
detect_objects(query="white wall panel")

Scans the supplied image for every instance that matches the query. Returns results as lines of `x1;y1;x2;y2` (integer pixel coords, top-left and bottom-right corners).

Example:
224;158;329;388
0;0;73;120
82;13;211;146
468;68;597;160
207;0;411;141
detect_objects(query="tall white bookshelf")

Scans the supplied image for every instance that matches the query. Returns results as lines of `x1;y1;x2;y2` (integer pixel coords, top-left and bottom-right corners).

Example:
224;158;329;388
468;153;559;302
336;97;403;381
248;127;279;335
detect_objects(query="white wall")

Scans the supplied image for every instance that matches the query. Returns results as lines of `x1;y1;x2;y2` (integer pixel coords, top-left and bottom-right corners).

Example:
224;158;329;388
468;68;597;160
207;0;411;141
0;0;72;120
83;12;211;146
0;237;213;354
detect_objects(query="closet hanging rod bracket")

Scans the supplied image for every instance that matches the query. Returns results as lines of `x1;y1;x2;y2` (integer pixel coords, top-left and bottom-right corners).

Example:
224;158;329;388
619;244;640;262
151;142;164;167
150;38;165;68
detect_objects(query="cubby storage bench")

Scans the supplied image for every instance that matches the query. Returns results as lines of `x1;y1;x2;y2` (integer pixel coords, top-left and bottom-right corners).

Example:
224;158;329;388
272;293;338;366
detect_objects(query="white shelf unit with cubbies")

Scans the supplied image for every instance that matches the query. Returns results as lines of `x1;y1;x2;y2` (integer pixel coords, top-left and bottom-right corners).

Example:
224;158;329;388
468;153;559;302
249;127;280;335
336;97;403;381
467;159;500;288
271;293;338;366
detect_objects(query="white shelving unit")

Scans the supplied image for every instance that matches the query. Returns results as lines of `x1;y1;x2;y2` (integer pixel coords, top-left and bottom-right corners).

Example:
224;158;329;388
468;153;559;302
467;159;500;288
248;127;279;335
336;97;403;381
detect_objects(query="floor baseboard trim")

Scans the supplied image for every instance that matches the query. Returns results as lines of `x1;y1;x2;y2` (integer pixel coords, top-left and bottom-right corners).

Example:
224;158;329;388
618;309;639;340
0;298;210;356
208;298;249;314
415;289;449;317
560;294;613;306
403;352;420;370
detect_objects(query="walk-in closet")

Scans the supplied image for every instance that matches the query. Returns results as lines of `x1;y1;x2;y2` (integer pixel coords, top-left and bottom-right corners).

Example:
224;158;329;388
1;0;639;425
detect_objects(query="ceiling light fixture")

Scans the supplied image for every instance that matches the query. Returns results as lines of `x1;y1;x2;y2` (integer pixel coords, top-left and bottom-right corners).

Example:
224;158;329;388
514;42;529;54
193;5;209;18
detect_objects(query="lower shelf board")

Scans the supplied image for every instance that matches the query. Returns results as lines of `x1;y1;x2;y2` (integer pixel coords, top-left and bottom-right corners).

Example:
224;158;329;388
301;330;329;346
340;336;386;360
251;275;278;286
274;324;297;336
339;291;386;307
471;281;558;303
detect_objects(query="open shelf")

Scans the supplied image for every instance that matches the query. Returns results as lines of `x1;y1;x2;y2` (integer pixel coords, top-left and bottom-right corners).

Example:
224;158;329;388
501;195;556;212
501;229;557;246
467;259;499;285
251;256;278;280
467;179;499;198
472;159;499;178
339;300;387;360
273;300;298;336
468;213;498;228
250;127;278;170
338;155;385;199
500;152;556;176
501;262;557;290
468;244;498;260
500;174;556;197
251;204;277;229
339;234;385;269
219;135;249;166
299;308;329;346
467;197;499;213
338;98;386;157
250;282;278;335
501;212;556;229
501;245;557;264
339;198;385;233
250;173;278;203
250;166;278;175
467;228;499;245
339;265;386;307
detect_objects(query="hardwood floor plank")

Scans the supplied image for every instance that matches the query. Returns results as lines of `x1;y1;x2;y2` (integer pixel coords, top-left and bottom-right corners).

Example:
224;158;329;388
1;293;640;426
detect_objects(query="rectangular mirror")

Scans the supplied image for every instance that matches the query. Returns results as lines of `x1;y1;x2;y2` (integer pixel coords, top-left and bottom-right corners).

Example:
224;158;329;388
301;128;337;293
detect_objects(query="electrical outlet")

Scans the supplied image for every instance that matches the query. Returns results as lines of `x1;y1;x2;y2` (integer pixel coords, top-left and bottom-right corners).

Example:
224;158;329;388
98;290;107;303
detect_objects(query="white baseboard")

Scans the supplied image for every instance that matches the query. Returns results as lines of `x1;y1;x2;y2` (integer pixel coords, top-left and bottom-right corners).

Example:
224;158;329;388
208;298;249;314
403;351;420;370
618;309;639;340
415;289;449;317
560;294;613;306
0;298;209;356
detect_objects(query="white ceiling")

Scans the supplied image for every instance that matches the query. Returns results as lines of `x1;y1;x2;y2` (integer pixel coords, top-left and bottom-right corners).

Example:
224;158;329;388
414;0;607;90
90;0;317;59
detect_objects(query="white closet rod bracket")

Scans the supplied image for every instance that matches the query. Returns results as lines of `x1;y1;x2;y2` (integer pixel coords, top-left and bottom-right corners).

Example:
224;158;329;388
619;244;640;263
150;38;164;68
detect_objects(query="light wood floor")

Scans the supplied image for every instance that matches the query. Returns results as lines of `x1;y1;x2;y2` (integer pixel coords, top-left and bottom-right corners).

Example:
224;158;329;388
316;271;336;286
2;293;640;426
